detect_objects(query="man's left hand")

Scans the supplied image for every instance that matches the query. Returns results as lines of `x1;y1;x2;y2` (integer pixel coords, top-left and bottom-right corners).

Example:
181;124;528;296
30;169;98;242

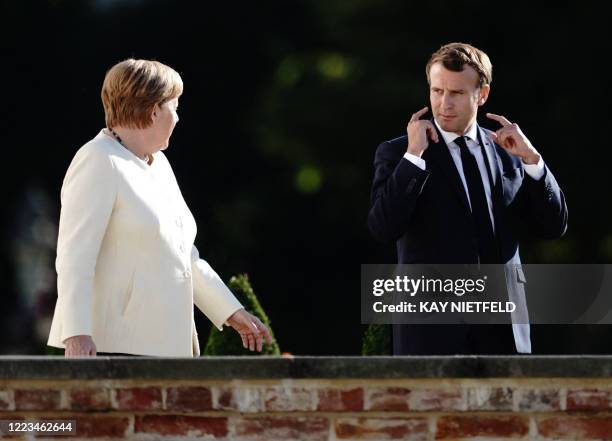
486;113;541;165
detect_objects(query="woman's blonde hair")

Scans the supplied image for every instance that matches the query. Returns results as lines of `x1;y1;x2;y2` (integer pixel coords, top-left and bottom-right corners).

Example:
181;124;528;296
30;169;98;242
101;59;183;129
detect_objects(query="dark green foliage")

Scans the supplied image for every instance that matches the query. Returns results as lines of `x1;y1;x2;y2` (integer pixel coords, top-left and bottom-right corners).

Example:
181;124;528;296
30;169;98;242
361;324;392;355
45;346;64;356
203;274;280;356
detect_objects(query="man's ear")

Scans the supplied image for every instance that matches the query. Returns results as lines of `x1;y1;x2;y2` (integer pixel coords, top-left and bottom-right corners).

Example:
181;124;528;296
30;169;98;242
478;84;490;106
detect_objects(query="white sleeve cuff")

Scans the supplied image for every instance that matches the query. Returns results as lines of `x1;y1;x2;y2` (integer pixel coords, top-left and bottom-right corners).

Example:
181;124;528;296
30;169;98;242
522;156;545;180
403;152;426;170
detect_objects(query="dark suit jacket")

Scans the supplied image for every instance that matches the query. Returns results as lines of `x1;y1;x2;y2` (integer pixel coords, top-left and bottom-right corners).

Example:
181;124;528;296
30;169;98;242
367;122;568;354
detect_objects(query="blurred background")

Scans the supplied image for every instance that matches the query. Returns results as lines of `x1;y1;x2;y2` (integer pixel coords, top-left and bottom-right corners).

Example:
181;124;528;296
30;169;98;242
1;0;610;355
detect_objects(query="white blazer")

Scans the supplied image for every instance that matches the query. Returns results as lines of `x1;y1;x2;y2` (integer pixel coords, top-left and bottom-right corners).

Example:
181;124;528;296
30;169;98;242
47;130;243;356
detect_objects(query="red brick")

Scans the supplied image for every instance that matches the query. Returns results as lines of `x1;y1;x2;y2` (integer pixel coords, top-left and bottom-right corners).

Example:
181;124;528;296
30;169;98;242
214;386;263;412
216;387;234;409
366;387;410;411
14;389;61;411
74;416;129;438
0;390;10;410
115;387;162;411
317;388;363;412
410;389;465;411
538;416;612;439
135;415;227;437
518;389;560;412
69;388;110;411
567;389;611;411
336;417;428;440
436;416;528;438
235;416;328;441
264;386;315;411
166;386;212;411
467;387;513;411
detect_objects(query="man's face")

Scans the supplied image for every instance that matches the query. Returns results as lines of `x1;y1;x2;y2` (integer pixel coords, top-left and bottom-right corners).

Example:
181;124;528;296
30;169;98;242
429;62;489;135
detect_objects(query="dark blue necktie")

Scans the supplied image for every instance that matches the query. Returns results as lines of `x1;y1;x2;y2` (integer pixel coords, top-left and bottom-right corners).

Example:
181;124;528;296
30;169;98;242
454;136;498;263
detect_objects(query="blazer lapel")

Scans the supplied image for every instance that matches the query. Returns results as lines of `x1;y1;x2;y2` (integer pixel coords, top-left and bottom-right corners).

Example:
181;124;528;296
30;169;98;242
477;126;505;199
477;125;507;253
423;120;471;215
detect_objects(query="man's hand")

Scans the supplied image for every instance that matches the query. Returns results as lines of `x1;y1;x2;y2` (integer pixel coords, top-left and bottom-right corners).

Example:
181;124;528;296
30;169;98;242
64;335;96;357
226;309;273;352
486;113;541;165
407;107;439;157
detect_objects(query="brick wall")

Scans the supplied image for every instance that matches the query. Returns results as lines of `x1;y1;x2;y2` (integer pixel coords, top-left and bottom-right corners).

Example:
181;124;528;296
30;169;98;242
3;377;612;439
1;356;612;440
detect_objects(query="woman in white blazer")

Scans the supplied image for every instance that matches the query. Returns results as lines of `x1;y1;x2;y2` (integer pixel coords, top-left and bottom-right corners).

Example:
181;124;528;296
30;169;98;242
47;59;272;357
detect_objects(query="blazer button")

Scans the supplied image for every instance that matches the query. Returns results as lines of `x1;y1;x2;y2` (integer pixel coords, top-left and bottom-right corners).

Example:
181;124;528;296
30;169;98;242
179;244;185;252
176;218;183;227
183;270;191;279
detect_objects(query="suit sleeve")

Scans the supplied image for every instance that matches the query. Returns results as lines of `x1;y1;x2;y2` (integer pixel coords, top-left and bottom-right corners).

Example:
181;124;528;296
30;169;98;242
516;164;568;239
367;140;430;243
191;245;243;330
55;145;118;342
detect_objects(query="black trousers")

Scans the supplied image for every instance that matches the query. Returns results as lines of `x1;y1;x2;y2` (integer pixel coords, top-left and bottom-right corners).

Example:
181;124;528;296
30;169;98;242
390;263;521;355
392;323;518;355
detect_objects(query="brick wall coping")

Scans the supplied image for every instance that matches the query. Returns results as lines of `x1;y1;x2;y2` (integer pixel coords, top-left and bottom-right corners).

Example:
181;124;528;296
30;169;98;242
1;356;612;380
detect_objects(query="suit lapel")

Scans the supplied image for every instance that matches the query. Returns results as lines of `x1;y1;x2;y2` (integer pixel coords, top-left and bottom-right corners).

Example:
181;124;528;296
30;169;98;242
477;126;505;199
423;120;471;215
477;125;507;250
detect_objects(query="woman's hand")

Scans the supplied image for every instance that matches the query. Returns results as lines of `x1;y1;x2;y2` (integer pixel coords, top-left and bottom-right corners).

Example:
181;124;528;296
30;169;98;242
226;309;273;352
64;335;97;357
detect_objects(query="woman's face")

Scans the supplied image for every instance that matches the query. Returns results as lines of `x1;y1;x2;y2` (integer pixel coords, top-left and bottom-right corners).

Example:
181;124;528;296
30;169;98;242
152;97;180;150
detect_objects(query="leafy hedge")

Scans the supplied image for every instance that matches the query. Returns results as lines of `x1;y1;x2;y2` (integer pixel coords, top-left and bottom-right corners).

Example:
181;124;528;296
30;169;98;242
361;324;391;355
203;274;280;355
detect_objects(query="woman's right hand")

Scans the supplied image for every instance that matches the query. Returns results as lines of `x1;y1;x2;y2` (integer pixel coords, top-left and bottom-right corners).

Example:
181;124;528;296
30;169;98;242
64;335;97;357
226;309;273;352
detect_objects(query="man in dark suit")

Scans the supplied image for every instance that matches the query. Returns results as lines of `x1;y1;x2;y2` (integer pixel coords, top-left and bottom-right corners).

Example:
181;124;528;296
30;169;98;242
367;42;568;355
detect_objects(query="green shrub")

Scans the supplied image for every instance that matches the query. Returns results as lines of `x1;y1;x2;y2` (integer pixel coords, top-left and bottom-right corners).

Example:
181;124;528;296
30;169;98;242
361;324;392;355
203;274;280;355
45;346;64;356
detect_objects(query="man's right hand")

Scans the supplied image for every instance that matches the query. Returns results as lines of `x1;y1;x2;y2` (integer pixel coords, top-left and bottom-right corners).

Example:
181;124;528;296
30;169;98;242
407;107;439;157
64;335;97;357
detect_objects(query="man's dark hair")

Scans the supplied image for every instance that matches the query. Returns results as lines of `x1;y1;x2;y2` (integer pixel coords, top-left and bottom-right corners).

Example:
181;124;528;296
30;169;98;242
426;42;493;88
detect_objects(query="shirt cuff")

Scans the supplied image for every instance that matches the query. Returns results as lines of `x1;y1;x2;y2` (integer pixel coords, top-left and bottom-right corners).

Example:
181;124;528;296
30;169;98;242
403;151;426;170
522;156;545;180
